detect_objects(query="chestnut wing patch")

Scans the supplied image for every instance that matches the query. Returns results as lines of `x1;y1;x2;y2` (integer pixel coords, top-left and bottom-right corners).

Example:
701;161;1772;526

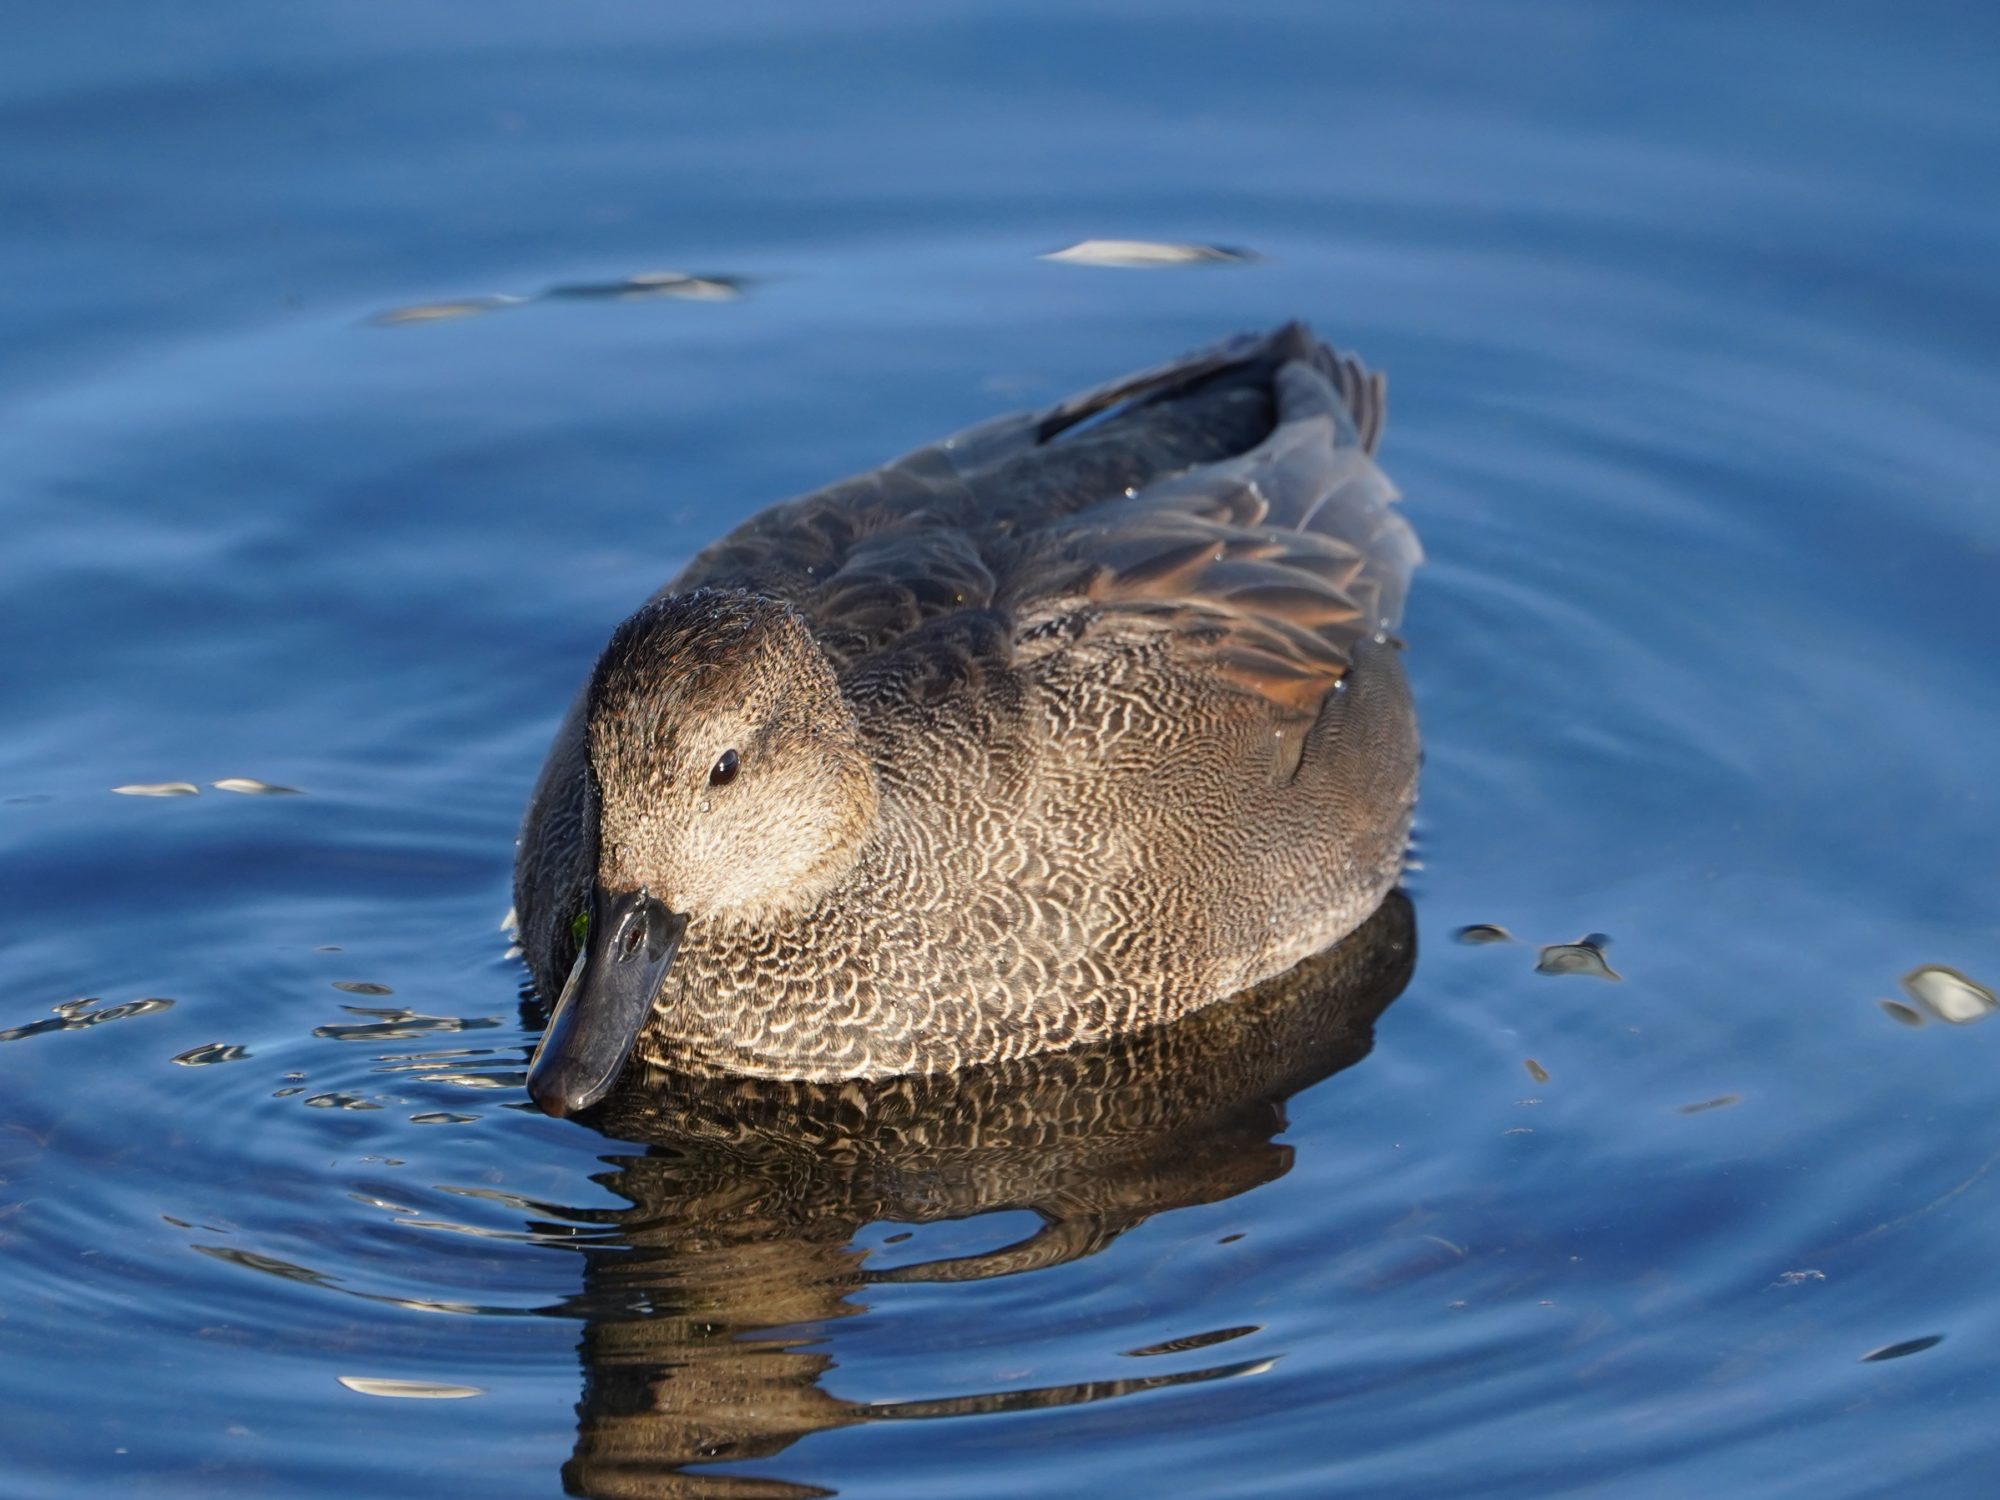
1013;365;1417;718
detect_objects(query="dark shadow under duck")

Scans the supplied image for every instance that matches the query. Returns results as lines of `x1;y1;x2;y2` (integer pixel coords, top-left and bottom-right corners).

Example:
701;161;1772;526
516;322;1420;1112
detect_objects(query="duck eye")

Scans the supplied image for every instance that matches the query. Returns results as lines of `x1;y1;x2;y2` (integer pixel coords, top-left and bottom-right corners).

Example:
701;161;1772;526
708;748;740;787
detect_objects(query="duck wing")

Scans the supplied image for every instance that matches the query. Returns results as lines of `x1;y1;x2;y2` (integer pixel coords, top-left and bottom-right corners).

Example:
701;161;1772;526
667;324;1410;693
1006;334;1417;718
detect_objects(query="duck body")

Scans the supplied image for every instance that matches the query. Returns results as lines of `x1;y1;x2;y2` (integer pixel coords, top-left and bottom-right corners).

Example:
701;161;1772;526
516;323;1420;1109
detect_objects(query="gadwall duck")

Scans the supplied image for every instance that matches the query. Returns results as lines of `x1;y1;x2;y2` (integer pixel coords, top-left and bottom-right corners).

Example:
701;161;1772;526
517;322;1420;1113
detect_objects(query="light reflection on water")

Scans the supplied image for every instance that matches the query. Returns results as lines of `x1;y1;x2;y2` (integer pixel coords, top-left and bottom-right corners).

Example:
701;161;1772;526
4;2;1999;1497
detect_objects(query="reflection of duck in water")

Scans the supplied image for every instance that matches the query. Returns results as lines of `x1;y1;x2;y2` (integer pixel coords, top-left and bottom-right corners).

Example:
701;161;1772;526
516;323;1420;1112
556;893;1415;1499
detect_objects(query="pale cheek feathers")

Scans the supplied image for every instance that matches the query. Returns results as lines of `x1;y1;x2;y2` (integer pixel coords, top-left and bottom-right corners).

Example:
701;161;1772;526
705;808;838;915
623;789;854;920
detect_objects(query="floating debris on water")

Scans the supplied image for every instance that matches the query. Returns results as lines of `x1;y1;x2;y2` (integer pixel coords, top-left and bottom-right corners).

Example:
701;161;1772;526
1039;239;1260;268
332;981;395;996
1878;999;1926;1028
370;295;527;326
1;996;174;1042
1524;1058;1550;1083
544;270;748;302
1899;965;1996;1025
112;782;199;797
371;268;751;326
211;778;302;796
1860;1334;1944;1363
336;1376;485;1400
1536;934;1622;981
172;1042;250;1067
1677;1094;1740;1115
1455;924;1515;945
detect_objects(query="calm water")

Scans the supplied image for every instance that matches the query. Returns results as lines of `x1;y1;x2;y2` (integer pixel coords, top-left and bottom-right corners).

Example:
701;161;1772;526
6;3;1999;1496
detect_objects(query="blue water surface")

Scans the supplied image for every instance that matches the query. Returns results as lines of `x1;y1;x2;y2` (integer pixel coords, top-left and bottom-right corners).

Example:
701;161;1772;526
5;3;1999;1497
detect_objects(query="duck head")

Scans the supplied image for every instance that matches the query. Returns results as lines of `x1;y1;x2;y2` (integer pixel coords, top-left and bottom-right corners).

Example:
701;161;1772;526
527;589;879;1117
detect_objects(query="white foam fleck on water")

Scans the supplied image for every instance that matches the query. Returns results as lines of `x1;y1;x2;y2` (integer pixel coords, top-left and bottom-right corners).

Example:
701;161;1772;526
336;1376;485;1399
1901;966;1996;1024
1039;239;1258;268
